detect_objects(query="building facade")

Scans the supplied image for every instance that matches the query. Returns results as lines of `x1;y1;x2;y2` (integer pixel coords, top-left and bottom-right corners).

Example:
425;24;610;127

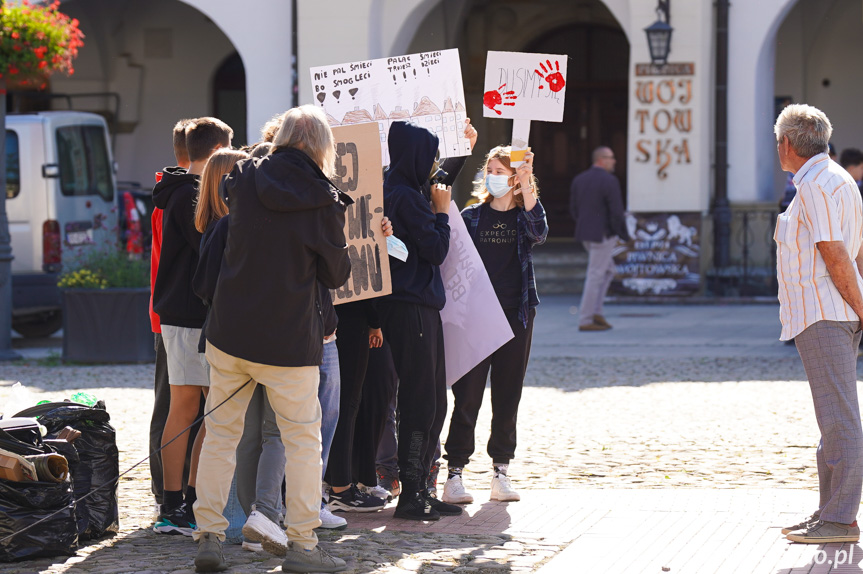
27;0;861;253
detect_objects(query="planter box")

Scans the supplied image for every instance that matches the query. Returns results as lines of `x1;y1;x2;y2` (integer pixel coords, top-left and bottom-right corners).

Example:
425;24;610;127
62;288;155;363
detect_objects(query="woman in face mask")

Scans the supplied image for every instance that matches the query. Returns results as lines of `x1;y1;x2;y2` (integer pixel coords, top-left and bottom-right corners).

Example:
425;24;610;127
441;145;548;505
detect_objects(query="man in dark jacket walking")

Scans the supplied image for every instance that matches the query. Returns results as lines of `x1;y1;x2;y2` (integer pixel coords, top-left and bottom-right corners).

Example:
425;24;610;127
378;121;463;521
569;146;630;331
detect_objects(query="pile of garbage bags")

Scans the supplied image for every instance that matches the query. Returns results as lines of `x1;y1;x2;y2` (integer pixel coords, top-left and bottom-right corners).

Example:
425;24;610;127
0;395;119;562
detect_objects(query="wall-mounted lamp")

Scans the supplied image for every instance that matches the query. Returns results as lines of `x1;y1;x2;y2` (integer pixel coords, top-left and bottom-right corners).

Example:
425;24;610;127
644;0;673;65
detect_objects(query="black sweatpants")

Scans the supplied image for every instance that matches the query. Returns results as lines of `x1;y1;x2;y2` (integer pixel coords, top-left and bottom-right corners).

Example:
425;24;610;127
444;307;535;469
378;300;446;494
352;341;399;486
326;308;370;487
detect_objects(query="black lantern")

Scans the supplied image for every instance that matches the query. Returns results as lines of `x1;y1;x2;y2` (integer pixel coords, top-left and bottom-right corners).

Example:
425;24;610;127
644;0;672;65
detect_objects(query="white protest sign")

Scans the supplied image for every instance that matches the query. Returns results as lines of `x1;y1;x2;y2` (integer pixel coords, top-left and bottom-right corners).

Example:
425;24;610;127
310;49;471;167
483;51;568;122
440;201;514;387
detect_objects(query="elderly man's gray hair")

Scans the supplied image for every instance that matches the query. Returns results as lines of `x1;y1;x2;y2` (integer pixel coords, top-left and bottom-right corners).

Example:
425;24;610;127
774;104;833;159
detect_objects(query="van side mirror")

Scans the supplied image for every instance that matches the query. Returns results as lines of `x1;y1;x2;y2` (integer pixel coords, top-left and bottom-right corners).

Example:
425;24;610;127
42;164;60;178
112;161;119;174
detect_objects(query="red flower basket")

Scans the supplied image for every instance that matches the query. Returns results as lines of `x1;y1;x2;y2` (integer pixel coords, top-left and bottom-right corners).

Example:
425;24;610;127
1;1;84;90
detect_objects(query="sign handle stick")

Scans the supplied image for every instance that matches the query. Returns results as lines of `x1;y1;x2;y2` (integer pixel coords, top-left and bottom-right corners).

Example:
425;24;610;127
511;119;531;167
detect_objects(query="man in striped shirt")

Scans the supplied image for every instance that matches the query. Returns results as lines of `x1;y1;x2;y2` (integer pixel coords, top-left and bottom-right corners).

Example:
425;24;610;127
774;104;863;544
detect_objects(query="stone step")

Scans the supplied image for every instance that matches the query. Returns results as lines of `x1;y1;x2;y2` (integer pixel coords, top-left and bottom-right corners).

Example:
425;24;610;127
532;243;587;294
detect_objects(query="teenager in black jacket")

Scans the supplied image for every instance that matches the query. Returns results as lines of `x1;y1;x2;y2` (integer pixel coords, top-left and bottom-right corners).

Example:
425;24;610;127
375;121;462;521
192;106;350;574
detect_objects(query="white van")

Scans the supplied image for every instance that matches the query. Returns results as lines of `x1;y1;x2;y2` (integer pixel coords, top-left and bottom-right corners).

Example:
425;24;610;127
5;111;118;337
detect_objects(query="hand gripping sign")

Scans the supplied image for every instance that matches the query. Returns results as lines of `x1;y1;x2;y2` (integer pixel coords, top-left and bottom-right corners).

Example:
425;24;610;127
440;201;514;387
483;51;568;166
330;123;392;304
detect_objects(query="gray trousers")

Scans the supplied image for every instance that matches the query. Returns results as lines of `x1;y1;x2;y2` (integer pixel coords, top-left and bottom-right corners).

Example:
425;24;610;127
578;236;618;327
795;320;863;524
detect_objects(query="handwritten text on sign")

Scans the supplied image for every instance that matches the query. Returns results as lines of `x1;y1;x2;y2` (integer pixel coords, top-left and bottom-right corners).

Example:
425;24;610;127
330;123;392;304
310;49;471;166
483;51;567;122
439;201;513;387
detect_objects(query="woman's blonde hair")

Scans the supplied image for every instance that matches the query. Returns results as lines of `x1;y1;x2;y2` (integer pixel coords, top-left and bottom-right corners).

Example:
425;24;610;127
194;148;249;233
272;105;336;177
472;145;539;208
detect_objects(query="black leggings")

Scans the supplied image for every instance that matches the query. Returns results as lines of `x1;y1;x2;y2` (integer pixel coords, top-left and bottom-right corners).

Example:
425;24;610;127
444;307;535;469
378;300;446;494
326;308;370;487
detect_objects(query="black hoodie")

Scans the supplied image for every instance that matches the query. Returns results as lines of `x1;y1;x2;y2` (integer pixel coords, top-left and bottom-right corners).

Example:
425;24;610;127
205;148;351;367
152;167;206;328
383;122;450;310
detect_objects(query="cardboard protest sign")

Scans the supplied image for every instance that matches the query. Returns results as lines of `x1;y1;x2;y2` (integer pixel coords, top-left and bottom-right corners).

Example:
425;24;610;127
310;49;472;166
440;201;514;387
483;51;568;122
330;123;392;304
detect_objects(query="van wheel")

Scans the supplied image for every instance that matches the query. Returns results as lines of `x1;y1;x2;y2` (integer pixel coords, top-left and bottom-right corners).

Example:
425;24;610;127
13;312;63;338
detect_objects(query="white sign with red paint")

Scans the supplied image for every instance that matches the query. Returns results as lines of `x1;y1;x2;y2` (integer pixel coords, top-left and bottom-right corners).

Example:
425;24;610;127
482;51;567;122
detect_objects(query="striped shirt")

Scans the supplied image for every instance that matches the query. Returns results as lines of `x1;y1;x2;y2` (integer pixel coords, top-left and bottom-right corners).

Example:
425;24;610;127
775;153;863;340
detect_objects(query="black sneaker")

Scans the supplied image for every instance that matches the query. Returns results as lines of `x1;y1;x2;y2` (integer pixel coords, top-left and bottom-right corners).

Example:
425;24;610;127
327;484;385;513
393;491;441;521
424;490;463;516
154;503;196;536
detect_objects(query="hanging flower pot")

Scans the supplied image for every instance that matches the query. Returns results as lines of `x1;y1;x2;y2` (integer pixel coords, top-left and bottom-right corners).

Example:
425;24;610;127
1;1;85;90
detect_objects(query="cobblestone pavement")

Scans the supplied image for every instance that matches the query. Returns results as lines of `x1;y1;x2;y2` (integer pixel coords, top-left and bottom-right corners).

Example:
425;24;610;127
0;302;829;573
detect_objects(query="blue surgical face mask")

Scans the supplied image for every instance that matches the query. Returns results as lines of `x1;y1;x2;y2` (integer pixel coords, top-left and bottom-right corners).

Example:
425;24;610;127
485;174;511;198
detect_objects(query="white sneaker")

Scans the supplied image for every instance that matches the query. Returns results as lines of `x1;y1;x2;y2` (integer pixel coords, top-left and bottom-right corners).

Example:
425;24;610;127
359;482;392;501
442;475;474;504
241;509;288;556
319;504;348;530
242;540;263;552
490;474;520;502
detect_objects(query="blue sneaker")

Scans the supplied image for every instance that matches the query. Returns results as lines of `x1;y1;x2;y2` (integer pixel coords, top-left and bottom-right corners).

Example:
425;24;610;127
154;503;196;536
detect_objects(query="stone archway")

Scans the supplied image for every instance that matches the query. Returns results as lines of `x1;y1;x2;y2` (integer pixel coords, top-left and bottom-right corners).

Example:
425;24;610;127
406;0;629;238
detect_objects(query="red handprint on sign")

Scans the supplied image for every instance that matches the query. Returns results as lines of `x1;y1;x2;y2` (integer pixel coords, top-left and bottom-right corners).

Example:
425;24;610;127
483;84;517;115
535;60;566;92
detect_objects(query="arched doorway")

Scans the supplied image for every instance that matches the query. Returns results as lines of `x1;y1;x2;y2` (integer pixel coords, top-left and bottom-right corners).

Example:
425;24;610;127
525;24;629;238
46;0;245;185
407;0;629;239
773;0;863;196
213;52;248;146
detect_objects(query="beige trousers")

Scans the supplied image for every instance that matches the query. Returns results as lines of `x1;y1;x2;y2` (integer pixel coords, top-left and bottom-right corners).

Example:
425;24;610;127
192;342;322;548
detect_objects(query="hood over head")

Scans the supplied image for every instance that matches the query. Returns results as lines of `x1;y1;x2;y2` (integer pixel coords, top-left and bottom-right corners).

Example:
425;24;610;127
385;121;439;191
152;166;198;208
238;147;351;213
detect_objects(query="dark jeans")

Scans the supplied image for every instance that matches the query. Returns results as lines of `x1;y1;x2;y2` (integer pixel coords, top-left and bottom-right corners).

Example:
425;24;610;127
149;333;199;504
378;300;446;494
353;341;398;486
327;309;370;487
444;307;535;468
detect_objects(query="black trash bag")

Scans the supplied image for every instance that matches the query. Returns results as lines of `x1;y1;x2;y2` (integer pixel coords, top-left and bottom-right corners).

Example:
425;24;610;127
15;403;119;541
0;478;78;562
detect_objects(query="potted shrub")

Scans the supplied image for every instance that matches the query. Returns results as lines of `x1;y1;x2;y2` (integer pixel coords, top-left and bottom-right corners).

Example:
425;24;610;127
58;245;153;363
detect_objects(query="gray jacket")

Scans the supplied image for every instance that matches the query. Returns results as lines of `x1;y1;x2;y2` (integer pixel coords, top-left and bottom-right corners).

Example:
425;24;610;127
569;166;630;242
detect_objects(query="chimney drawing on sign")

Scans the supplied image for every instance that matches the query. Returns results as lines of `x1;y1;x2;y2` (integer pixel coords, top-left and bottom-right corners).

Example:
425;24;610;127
341;107;374;125
410;96;444;156
373;104;390;165
454;101;471;154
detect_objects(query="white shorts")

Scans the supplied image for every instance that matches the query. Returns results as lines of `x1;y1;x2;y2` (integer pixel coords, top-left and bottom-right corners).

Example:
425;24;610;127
161;325;209;387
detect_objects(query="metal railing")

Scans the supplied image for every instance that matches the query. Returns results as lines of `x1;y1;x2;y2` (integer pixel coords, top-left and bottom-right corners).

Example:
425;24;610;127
706;207;778;297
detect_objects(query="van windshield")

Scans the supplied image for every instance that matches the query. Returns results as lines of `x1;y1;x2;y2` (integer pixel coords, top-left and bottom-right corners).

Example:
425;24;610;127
56;125;114;202
6;130;20;200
